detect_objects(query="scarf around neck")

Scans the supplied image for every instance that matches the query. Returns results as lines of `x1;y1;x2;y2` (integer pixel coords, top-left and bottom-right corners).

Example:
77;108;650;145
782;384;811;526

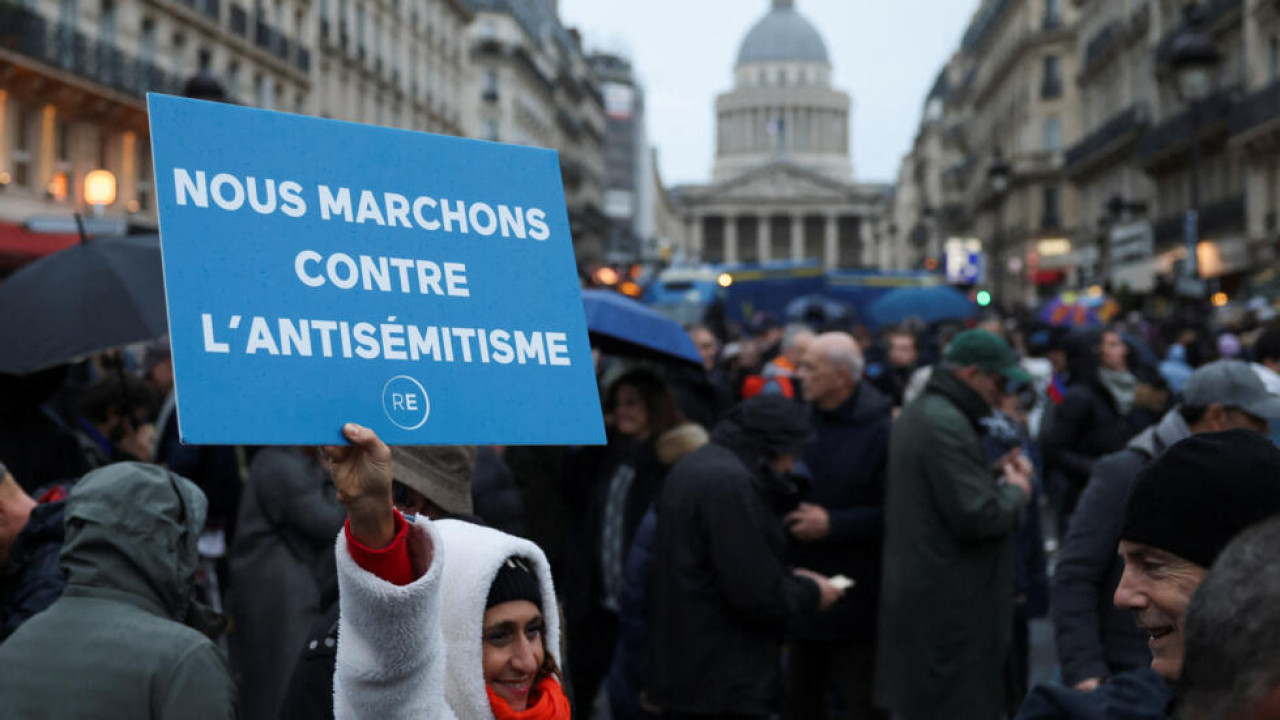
1098;368;1137;415
487;676;572;720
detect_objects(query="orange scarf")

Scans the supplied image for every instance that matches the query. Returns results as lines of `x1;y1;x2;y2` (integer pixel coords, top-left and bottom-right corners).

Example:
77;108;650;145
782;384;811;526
486;676;571;720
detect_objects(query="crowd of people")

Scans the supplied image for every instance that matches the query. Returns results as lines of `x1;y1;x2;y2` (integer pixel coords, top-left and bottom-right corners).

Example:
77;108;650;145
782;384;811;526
4;303;1280;719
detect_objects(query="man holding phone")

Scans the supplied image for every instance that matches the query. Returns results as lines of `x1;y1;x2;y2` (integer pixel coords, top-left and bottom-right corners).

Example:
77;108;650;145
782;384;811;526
876;330;1033;720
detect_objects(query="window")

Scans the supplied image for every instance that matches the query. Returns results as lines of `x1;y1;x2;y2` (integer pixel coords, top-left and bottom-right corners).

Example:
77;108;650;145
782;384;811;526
483;68;498;99
1041;55;1062;99
485;119;498;142
140;18;157;64
99;0;117;44
12;104;32;187
1043;0;1062;30
1043;115;1062;153
1270;37;1279;84
256;73;273;109
55;117;72;162
1042;186;1062;230
225;60;240;99
356;5;365;57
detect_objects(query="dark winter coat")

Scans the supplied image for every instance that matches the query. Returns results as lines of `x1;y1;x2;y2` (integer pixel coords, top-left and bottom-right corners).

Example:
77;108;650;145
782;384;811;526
229;448;345;720
562;433;667;630
0;501;66;641
0;463;236;719
471;447;526;537
876;368;1028;720
645;417;821;716
1042;379;1140;519
607;424;709;720
790;381;892;642
1051;411;1188;686
1015;668;1172;719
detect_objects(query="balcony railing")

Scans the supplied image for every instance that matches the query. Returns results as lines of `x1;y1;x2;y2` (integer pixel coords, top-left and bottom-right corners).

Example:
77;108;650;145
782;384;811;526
230;4;247;37
0;6;184;100
1153;194;1246;250
1065;103;1150;173
1230;80;1280;138
1136;89;1236;165
1082;20;1123;77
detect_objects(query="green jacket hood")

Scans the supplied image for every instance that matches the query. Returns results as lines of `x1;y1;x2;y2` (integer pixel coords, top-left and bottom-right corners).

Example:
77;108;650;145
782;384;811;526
59;462;208;622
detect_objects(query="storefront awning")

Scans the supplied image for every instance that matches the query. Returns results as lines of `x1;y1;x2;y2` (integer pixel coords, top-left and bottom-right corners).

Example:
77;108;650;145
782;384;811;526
0;222;79;271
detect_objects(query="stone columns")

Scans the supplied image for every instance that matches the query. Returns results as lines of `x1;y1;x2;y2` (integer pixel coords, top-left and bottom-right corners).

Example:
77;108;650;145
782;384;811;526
725;213;738;264
689;212;703;262
791;213;804;261
824;213;838;270
758;213;771;262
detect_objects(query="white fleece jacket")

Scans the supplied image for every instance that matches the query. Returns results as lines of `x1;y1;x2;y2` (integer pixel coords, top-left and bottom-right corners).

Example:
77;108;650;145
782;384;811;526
334;517;562;720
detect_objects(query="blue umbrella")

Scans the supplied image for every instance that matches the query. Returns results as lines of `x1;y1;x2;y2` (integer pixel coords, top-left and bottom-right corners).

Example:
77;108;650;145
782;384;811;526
0;234;167;374
581;289;702;365
866;285;977;328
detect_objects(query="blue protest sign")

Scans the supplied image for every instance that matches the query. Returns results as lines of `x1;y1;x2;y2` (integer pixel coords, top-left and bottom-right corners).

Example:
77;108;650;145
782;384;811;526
148;94;605;446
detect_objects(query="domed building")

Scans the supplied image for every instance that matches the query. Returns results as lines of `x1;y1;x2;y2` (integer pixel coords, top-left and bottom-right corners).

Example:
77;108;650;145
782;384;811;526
680;0;888;269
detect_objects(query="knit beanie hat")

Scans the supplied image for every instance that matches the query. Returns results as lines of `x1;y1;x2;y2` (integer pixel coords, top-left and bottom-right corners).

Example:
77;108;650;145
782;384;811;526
1122;429;1280;568
486;556;542;611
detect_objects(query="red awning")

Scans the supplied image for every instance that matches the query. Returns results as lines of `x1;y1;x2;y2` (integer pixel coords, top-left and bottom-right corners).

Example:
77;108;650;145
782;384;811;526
0;222;80;270
1032;270;1066;286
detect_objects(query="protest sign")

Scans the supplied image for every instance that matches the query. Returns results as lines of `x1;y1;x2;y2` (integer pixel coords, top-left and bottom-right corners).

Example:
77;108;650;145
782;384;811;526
148;94;605;446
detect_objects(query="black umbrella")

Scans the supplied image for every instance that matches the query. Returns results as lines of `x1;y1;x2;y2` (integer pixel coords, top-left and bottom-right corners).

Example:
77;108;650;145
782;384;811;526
0;234;167;374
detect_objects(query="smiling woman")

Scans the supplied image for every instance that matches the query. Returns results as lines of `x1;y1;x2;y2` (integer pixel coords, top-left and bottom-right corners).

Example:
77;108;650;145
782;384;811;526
325;424;572;719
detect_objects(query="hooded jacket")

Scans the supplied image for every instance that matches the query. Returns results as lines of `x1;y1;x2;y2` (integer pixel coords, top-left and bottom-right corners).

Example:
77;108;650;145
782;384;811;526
334;516;562;720
644;399;821;716
0;463;236;719
1051;409;1189;686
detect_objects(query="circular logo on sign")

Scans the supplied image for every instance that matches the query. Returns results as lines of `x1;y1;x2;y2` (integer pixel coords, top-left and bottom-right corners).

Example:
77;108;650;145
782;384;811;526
382;375;430;430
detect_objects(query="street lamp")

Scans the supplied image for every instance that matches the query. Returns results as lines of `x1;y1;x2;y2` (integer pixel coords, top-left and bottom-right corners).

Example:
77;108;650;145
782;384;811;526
183;68;229;104
83;169;117;216
1167;3;1221;292
988;151;1011;309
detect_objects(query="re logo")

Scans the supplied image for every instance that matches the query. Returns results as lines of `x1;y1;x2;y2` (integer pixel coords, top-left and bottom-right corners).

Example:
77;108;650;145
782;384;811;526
382;375;430;430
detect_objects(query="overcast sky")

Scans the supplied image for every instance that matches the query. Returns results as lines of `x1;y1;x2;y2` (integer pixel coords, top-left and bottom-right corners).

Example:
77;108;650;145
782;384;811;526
558;0;977;187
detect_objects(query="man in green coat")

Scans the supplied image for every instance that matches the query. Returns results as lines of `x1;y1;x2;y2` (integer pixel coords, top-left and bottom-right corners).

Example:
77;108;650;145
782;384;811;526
0;462;236;719
875;330;1033;719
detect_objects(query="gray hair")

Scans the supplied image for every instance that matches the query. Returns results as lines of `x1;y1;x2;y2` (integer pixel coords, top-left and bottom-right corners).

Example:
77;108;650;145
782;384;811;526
824;333;864;381
782;323;814;350
1180;516;1280;719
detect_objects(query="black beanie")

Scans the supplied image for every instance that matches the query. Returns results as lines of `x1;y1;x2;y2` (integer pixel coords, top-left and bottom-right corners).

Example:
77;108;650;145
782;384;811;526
1122;429;1280;568
486;556;543;611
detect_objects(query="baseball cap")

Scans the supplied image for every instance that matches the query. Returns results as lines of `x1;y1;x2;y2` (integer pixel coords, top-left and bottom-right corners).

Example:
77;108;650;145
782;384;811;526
945;329;1032;386
1182;360;1280;419
391;446;477;515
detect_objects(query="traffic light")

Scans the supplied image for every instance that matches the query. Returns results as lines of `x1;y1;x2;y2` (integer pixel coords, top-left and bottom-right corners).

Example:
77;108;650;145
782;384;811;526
976;290;992;307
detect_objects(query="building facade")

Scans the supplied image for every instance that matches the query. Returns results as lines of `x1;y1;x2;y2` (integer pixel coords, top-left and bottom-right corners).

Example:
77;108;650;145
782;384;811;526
678;0;888;271
0;0;313;240
462;0;608;266
1;0;613;270
896;0;1280;304
314;0;472;136
590;51;653;262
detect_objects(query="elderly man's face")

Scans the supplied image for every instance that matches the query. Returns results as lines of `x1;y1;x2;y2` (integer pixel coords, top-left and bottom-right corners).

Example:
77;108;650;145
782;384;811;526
796;346;840;406
1114;540;1208;680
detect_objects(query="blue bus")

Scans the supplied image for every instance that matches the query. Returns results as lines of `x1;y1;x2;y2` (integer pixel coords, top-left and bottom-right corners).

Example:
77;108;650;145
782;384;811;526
644;262;942;331
643;261;825;328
